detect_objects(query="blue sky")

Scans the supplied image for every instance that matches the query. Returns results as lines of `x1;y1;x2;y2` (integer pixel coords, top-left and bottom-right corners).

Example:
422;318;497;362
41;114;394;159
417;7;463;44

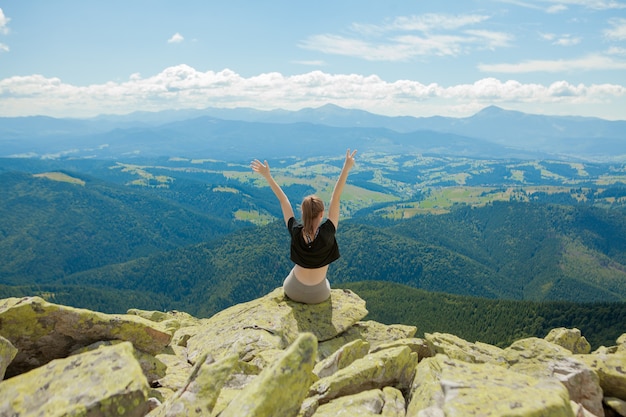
1;0;625;119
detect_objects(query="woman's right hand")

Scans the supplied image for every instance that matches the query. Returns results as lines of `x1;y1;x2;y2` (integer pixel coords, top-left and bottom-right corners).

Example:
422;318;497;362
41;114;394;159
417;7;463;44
344;149;357;171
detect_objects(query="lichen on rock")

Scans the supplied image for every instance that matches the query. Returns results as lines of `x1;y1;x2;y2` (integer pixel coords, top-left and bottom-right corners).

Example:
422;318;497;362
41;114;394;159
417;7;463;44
0;296;172;377
0;291;625;417
218;332;318;417
0;341;149;417
0;335;17;381
183;287;367;366
545;327;591;354
407;354;575;417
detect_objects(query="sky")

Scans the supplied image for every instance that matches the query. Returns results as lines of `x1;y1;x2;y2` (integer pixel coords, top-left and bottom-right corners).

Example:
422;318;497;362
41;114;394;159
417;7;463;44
1;0;625;120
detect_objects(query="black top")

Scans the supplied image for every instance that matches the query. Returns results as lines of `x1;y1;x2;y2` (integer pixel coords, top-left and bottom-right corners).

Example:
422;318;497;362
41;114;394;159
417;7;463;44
288;217;340;268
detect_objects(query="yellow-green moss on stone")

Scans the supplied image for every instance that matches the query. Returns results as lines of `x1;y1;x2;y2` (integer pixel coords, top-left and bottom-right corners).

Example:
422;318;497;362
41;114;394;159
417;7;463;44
407;354;575;417
310;345;418;404
0;296;172;376
0;341;149;417
148;353;237;417
219;332;317;417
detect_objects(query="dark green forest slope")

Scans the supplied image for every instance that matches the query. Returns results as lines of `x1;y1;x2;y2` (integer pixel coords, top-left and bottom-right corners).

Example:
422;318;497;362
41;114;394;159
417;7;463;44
0;170;239;284
33;201;626;314
384;203;626;301
341;281;626;349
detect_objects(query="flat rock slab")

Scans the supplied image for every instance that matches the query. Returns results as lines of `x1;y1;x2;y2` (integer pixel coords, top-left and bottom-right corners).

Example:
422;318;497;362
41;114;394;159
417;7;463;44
0;296;172;377
408;354;574;417
184;288;367;364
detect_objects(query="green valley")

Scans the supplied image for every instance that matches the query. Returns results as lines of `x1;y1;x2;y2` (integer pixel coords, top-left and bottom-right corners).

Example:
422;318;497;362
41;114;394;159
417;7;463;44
1;154;626;348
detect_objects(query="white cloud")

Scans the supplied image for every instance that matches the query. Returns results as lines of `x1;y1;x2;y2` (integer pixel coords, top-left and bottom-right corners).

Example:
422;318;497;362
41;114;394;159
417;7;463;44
0;65;624;119
385;14;490;32
292;60;327;66
0;8;10;35
546;4;570;12
464;30;514;49
605;18;626;41
495;0;626;11
540;33;556;41
167;33;184;44
555;35;582;46
550;0;626;10
0;8;10;52
299;35;403;61
497;0;550;11
479;53;626;73
539;32;581;46
607;46;626;55
299;13;510;61
349;14;490;36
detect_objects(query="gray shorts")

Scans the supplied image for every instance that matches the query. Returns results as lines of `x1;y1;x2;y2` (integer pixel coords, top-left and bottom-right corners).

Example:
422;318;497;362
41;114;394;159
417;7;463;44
283;268;331;304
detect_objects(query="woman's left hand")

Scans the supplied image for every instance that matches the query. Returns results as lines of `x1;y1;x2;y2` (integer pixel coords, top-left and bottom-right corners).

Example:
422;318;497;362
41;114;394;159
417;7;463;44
251;159;271;178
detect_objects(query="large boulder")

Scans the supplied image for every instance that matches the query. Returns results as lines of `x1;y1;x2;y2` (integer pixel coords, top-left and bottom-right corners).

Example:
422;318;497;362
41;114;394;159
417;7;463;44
183;287;367;365
218;332;317;417
74;340;168;385
0;335;17;380
311;387;406;417
309;345;418;405
370;337;434;359
147;353;238;417
545;327;591;354
0;296;172;377
407;354;575;417
425;332;505;364
318;320;417;360
577;349;626;401
153;344;195;398
313;338;370;378
127;309;200;335
0;341;149;417
617;333;626;353
501;337;604;416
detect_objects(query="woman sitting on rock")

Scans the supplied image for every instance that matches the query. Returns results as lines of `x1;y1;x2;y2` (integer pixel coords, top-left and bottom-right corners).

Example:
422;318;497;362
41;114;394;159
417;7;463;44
251;149;357;304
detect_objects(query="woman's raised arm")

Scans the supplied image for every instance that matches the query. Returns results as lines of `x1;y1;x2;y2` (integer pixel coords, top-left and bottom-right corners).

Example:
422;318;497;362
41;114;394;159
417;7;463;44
251;159;295;226
328;149;357;229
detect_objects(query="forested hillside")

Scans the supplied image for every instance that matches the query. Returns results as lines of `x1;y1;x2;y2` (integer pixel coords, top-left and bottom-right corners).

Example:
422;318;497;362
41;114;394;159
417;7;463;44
2;155;626;349
342;281;626;350
3;164;626;307
384;203;626;301
0;170;240;284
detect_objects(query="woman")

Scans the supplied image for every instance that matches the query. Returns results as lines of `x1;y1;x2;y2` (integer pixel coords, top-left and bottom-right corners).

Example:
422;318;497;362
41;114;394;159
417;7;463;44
251;149;357;304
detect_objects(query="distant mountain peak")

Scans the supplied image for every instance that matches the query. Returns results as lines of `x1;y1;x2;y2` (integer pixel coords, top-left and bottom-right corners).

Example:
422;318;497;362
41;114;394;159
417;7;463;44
474;105;518;117
478;105;503;114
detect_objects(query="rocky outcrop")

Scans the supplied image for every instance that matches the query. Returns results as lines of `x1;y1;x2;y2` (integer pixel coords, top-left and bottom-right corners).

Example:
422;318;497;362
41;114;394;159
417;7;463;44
0;289;625;417
0;296;172;377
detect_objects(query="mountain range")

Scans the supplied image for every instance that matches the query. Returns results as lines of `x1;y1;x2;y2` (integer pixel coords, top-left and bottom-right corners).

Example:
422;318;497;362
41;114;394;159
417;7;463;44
2;105;625;161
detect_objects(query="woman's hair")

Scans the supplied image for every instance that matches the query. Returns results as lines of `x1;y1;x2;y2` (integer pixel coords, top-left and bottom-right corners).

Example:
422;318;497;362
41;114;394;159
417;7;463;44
301;195;325;237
